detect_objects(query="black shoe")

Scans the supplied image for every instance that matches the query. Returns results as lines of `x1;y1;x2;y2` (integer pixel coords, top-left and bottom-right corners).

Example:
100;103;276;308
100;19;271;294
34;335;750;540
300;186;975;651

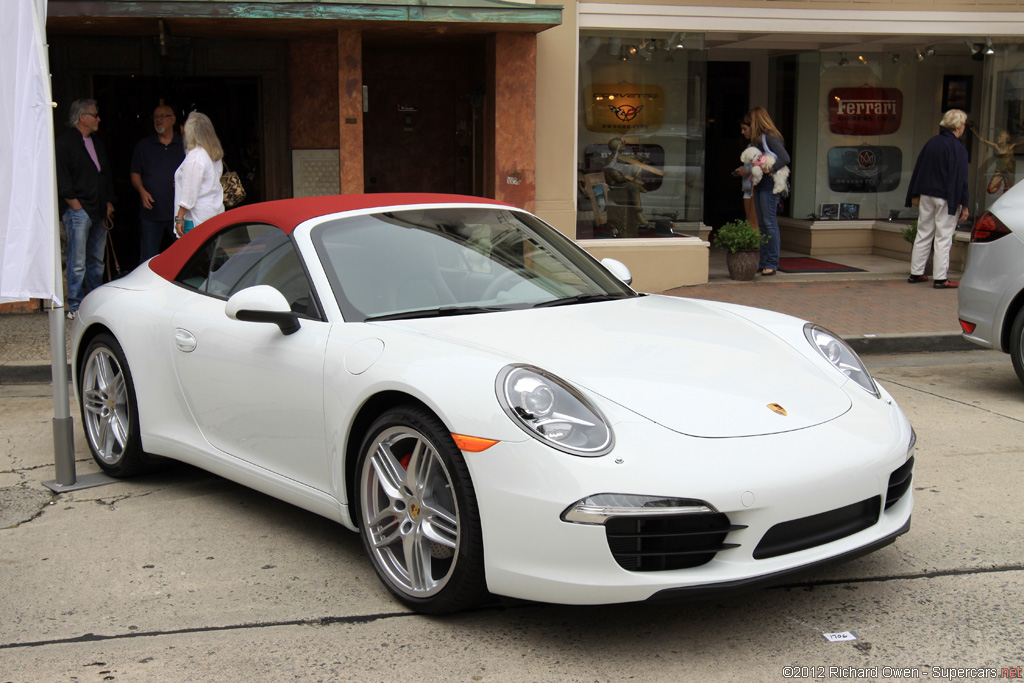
933;279;959;289
907;274;929;284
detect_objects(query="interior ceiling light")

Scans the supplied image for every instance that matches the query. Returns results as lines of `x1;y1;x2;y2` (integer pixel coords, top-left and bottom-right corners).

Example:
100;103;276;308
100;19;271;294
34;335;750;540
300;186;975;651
985;38;995;55
857;54;867;64
837;52;849;66
891;52;900;64
924;45;937;57
916;48;925;62
965;40;980;55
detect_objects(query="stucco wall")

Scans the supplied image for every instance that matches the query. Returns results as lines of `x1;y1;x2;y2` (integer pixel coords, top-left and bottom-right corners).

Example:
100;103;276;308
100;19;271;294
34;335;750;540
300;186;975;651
535;4;579;237
582;239;710;292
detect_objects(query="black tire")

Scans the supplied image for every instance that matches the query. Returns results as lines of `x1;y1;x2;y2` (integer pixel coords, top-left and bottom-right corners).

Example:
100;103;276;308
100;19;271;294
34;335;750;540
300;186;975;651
356;405;487;614
1011;307;1024;388
78;333;153;476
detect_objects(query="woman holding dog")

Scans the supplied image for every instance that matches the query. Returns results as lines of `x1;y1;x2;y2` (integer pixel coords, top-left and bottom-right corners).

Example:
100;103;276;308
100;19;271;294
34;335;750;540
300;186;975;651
739;107;790;276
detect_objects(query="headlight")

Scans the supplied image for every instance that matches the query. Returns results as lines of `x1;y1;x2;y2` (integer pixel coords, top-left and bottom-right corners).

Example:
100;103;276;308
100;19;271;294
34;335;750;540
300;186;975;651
804;324;879;397
496;365;613;456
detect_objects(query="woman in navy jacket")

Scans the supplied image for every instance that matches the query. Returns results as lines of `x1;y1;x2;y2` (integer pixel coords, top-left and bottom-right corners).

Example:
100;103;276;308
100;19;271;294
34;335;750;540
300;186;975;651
905;109;969;289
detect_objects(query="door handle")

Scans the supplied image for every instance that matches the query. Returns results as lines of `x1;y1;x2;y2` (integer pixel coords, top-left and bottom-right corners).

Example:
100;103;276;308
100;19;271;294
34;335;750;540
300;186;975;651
174;328;197;353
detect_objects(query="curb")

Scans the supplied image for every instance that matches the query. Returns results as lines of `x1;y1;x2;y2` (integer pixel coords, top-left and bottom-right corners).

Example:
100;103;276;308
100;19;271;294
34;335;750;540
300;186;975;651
0;362;72;385
0;333;977;385
844;331;977;355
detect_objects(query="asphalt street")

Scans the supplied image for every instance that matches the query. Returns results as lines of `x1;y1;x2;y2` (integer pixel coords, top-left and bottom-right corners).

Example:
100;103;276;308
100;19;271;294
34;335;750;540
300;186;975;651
1;350;1023;682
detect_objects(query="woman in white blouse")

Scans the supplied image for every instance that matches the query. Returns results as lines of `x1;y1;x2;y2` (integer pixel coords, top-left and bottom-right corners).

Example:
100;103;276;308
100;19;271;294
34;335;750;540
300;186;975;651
173;112;224;236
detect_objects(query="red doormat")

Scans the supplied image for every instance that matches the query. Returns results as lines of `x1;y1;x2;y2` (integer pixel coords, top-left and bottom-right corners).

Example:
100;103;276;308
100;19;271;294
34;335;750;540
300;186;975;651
777;257;865;273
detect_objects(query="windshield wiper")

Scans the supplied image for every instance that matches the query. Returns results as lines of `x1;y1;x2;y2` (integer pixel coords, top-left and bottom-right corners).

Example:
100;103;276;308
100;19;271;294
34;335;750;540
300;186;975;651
365;305;508;322
532;293;629;308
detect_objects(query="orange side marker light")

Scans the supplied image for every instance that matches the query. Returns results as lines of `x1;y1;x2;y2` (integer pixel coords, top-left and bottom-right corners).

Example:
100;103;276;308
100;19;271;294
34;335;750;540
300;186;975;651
451;433;499;452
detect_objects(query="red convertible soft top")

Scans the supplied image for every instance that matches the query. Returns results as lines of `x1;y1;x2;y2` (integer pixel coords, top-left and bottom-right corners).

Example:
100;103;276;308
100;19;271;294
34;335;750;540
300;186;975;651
148;193;509;282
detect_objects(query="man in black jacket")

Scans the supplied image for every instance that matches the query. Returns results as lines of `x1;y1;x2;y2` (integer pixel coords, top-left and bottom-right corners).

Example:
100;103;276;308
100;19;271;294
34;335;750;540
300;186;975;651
56;98;115;317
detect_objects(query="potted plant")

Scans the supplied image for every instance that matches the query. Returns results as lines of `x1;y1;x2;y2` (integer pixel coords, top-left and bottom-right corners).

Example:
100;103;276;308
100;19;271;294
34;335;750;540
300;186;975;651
712;219;768;281
901;220;918;245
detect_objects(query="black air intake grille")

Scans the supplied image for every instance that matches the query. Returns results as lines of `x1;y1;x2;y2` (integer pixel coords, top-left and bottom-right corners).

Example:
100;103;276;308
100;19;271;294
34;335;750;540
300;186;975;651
886;456;914;509
605;513;744;572
754;497;881;560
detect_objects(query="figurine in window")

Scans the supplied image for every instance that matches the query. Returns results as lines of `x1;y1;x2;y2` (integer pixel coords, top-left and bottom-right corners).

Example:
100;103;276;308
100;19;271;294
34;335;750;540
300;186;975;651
972;127;1024;194
602;137;650;237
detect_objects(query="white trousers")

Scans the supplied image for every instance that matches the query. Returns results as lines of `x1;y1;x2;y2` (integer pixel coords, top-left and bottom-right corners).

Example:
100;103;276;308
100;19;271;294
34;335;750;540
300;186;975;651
911;195;959;281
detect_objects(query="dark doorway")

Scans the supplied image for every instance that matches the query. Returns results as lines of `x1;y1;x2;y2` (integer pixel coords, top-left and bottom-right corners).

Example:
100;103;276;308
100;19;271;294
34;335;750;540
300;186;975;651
703;61;751;231
362;39;485;195
92;75;260;269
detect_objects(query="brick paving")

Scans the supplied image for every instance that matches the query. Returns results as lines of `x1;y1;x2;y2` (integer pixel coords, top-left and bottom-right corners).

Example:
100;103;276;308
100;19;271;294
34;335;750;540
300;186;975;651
663;279;961;337
1;273;962;366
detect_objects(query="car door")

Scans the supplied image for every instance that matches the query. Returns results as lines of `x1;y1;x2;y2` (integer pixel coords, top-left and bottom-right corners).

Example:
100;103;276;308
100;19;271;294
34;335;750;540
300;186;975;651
169;222;331;490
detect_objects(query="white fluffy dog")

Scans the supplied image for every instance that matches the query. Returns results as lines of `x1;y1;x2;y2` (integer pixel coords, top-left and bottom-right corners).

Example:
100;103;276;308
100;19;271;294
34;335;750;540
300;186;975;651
740;146;790;195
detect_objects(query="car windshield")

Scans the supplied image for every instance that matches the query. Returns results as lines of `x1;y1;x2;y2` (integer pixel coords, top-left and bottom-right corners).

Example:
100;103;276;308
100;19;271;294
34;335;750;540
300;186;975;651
311;206;636;321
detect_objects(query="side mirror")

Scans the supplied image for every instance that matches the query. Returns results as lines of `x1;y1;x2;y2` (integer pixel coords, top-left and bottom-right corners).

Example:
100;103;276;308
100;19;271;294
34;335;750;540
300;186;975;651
225;285;300;335
601;258;633;286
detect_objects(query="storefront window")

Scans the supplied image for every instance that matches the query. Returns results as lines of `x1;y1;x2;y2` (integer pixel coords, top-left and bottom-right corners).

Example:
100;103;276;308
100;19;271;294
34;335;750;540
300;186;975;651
807;51;930;222
805;49;993;222
577;32;705;240
974;46;1024;215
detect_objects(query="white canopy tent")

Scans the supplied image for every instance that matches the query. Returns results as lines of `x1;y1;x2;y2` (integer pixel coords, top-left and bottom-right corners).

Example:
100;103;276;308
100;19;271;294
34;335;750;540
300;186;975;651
0;0;56;304
1;0;113;491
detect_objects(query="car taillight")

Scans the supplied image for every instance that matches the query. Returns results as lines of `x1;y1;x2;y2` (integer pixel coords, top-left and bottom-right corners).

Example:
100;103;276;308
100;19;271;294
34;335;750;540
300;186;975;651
959;319;977;334
970;213;1011;243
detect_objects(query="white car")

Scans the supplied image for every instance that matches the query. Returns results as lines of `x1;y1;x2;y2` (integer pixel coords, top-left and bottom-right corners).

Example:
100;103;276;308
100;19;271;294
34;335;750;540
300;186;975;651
72;194;915;613
958;183;1024;386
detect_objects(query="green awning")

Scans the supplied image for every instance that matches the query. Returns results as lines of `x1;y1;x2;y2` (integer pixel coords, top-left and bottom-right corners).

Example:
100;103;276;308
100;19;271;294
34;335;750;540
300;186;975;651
49;0;562;28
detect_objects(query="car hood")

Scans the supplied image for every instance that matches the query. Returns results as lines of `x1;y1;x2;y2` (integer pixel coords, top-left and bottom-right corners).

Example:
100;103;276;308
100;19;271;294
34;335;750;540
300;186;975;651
383;295;851;437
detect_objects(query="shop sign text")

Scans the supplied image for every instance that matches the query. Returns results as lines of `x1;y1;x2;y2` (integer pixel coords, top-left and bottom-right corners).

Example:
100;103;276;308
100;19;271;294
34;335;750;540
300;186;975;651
829;88;903;135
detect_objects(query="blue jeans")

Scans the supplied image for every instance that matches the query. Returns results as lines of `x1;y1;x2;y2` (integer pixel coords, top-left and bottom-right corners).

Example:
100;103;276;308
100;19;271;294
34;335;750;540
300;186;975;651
139;218;173;262
754;189;781;271
63;207;106;311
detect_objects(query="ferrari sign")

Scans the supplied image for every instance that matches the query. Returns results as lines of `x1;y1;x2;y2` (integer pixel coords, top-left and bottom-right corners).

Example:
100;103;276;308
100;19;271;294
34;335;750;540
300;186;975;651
584;83;665;133
828;88;903;135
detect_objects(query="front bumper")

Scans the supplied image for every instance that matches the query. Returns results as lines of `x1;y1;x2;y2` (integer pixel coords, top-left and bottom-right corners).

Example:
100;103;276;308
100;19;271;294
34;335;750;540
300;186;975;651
466;393;914;606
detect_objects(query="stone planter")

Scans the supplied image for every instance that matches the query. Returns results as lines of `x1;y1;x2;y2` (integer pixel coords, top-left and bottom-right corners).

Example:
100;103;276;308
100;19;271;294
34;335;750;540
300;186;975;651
725;249;759;281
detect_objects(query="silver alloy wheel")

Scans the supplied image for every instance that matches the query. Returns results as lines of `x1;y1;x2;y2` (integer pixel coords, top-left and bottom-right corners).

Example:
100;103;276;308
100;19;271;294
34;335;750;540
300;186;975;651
82;345;130;465
360;425;460;598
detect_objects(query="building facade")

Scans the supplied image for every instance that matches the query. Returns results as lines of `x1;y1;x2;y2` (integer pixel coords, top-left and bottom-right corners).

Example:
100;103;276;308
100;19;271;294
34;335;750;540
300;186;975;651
41;0;560;281
535;0;1024;290
26;0;1024;303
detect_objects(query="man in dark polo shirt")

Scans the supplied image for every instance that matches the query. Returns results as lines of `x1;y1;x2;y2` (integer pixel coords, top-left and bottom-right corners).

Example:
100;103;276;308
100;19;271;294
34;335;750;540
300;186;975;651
130;104;185;262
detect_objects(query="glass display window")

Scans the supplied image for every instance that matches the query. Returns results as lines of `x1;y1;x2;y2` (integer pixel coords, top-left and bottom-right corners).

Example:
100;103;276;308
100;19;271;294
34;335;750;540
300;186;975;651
577;32;705;240
806;49;985;223
974;47;1024;214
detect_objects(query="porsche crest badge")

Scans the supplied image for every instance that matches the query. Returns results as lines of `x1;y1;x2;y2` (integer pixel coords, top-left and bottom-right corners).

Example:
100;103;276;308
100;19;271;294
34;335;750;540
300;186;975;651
767;403;788;416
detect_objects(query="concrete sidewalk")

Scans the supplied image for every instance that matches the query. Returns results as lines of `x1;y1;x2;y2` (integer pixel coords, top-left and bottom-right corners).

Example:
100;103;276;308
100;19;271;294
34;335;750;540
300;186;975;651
0;249;975;384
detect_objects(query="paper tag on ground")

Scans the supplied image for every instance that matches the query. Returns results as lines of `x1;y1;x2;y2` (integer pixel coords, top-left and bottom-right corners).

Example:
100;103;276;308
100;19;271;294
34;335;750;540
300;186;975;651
823;632;857;642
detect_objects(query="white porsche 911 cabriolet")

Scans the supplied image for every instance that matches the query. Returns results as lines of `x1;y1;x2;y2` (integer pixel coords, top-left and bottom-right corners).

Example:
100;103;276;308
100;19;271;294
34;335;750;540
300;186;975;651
72;193;914;613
